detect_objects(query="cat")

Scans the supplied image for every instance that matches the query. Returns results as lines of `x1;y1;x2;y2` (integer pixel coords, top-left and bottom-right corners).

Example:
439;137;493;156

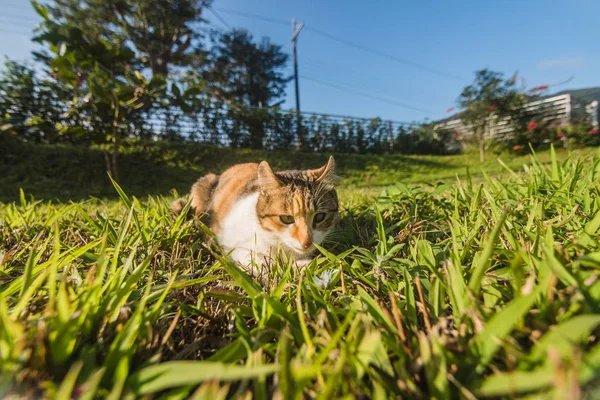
172;156;339;274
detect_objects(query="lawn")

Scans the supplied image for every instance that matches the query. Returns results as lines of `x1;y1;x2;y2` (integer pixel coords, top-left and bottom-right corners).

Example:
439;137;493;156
1;141;600;398
1;134;595;202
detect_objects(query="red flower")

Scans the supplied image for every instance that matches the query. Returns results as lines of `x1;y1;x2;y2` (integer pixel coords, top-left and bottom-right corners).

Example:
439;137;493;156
527;121;538;131
528;84;549;94
590;128;599;135
513;145;521;151
446;106;455;113
488;105;496;111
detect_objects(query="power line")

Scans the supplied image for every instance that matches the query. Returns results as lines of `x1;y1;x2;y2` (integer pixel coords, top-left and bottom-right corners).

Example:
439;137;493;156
214;7;290;27
301;63;434;112
302;61;374;91
303;55;370;78
0;20;34;30
303;26;465;82
551;76;575;87
291;18;304;147
300;75;434;114
301;60;424;104
214;7;465;82
207;7;231;30
0;28;31;36
0;13;40;23
3;4;34;11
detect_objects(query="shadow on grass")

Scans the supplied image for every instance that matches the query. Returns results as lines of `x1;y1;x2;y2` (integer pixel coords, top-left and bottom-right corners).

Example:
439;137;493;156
0;137;196;202
0;135;454;203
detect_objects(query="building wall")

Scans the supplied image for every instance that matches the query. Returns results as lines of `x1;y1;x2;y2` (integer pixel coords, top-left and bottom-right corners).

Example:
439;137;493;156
436;94;574;139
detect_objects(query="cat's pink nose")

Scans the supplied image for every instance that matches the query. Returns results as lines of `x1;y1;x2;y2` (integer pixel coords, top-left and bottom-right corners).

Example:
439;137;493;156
302;240;313;249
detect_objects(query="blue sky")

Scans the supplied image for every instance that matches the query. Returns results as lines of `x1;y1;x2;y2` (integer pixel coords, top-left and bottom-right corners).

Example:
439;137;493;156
1;0;599;122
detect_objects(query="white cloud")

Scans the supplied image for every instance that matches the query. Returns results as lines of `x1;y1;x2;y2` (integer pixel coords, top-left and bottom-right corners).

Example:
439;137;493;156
538;57;586;69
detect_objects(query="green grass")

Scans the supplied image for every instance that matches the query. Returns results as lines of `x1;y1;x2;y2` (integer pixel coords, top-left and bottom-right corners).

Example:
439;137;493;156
2;144;600;398
2;134;596;202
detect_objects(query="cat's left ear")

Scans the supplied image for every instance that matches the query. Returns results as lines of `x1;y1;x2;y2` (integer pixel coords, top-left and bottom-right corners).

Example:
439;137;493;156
258;161;282;188
311;156;339;185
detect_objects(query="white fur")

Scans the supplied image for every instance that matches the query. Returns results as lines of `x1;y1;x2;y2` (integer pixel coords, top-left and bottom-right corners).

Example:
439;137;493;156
217;192;328;272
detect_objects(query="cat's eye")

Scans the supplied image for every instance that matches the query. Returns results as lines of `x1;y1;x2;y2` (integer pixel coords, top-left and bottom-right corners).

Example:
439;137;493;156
279;215;295;225
314;212;326;224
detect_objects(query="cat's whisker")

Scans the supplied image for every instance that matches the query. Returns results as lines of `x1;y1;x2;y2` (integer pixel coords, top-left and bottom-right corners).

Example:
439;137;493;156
313;184;326;204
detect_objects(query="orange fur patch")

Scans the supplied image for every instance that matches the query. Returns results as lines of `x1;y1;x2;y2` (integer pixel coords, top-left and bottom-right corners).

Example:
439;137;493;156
209;163;259;232
290;217;312;248
181;157;339;244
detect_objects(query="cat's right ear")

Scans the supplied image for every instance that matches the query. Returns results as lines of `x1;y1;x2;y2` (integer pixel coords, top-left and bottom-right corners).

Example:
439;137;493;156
258;161;281;188
312;155;340;185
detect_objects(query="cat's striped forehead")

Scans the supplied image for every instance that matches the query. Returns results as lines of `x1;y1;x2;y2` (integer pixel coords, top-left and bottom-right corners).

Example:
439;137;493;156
265;170;338;212
251;157;339;237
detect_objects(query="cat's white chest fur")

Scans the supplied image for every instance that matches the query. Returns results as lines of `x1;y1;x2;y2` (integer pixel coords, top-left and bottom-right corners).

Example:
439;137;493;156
217;192;276;266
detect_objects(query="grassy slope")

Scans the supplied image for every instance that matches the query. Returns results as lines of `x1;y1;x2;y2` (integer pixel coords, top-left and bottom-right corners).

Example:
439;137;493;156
2;134;596;203
2;139;600;397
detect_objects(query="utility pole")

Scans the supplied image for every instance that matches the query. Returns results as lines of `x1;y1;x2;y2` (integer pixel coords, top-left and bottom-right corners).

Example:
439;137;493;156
388;120;394;150
292;17;304;149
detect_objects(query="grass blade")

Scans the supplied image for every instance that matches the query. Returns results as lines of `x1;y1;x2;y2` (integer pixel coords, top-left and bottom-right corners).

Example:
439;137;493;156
127;362;279;395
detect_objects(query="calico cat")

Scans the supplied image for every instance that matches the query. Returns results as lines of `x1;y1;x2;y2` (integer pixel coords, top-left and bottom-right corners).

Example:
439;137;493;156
173;157;339;272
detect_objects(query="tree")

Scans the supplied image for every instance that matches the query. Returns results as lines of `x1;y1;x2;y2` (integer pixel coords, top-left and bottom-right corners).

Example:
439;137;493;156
458;69;526;161
41;0;212;78
33;5;165;181
33;0;216;144
205;29;291;149
0;62;39;140
0;60;88;144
